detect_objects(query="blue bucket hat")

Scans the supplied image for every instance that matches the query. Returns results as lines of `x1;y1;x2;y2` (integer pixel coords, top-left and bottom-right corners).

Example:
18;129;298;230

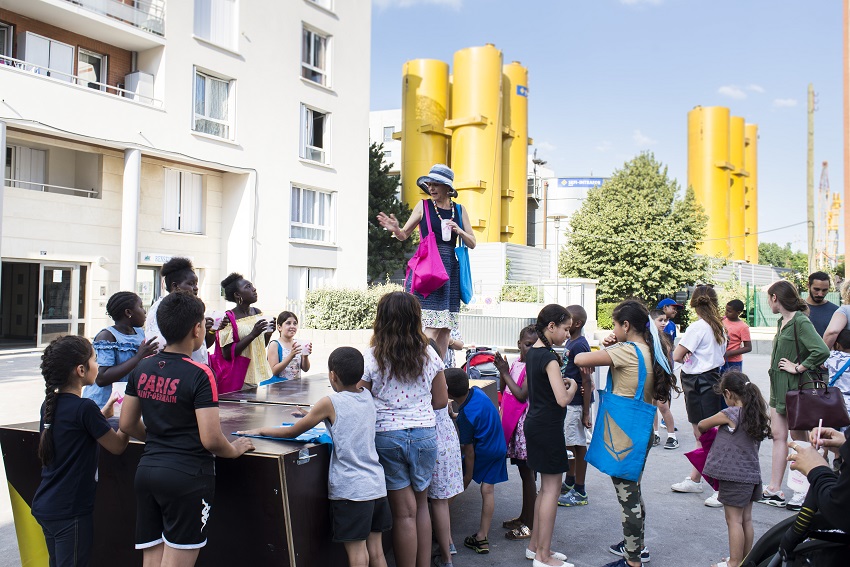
417;164;457;197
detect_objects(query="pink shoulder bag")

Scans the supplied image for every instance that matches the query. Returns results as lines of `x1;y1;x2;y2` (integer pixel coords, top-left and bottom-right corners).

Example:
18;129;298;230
405;199;449;298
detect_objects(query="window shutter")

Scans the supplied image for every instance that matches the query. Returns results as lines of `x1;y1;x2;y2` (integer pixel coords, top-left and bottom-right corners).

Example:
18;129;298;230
162;168;180;231
180;172;203;233
47;40;74;83
29;148;46;190
194;0;211;38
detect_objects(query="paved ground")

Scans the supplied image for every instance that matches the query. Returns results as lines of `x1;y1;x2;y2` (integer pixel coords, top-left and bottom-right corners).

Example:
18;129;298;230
0;352;797;567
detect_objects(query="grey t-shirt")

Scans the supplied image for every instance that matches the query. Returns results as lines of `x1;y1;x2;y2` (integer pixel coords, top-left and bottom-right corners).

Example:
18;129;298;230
325;389;387;501
807;301;839;337
838;305;850;331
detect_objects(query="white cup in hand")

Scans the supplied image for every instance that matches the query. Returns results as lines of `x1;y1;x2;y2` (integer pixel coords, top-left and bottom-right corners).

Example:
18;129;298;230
441;219;452;240
302;342;312;356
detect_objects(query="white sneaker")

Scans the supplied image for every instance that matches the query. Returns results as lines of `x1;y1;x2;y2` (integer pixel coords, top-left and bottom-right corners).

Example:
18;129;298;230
786;491;806;512
671;477;703;493
704;491;722;507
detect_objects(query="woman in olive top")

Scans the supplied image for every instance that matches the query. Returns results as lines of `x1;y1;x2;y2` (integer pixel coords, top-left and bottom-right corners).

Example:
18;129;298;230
761;280;829;510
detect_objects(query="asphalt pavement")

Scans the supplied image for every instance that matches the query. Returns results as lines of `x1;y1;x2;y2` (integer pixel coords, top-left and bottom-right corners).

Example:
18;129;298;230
0;352;798;567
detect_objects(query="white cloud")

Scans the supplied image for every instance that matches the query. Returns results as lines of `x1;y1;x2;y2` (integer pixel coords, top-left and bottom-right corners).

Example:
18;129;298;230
374;0;462;9
633;130;657;146
746;84;765;93
773;98;798;108
596;140;613;152
718;85;747;100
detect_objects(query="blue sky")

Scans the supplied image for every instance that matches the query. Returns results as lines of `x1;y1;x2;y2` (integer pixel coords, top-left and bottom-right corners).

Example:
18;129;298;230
370;0;844;252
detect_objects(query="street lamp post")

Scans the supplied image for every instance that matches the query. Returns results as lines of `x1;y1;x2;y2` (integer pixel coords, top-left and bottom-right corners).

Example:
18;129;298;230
548;214;567;304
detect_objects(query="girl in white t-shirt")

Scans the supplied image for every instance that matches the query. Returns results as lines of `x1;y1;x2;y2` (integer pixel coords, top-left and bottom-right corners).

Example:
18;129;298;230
360;291;448;567
671;285;728;500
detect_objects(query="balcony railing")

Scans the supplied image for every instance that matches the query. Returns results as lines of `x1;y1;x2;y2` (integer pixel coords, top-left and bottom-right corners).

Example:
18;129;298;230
0;54;163;108
62;0;165;37
4;178;99;198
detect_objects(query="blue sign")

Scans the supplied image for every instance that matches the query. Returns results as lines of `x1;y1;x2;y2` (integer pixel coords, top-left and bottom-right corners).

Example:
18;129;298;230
516;85;529;97
558;178;605;188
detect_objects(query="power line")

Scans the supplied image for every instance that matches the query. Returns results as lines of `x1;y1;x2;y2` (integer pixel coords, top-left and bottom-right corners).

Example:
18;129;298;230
565;221;810;245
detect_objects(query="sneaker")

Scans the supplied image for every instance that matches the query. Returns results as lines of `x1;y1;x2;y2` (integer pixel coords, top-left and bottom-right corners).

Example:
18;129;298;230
433;558;452;567
660;418;667;429
449;543;457;555
664;437;679;450
785;491;805;512
608;540;651;563
561;481;573;495
652;434;661;447
757;486;786;508
557;488;588;507
704;491;722;508
671;477;703;493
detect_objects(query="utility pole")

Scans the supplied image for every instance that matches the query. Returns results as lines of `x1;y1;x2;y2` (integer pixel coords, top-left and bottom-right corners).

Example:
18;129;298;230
808;84;815;275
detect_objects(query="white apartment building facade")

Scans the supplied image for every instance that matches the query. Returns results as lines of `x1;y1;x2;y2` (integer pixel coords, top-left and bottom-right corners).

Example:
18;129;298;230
0;0;371;347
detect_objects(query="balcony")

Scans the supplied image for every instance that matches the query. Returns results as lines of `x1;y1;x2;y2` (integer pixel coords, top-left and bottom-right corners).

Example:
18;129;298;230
0;53;163;107
1;0;166;50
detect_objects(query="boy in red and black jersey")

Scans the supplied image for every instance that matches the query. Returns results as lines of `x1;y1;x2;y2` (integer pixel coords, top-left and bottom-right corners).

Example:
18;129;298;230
120;291;254;566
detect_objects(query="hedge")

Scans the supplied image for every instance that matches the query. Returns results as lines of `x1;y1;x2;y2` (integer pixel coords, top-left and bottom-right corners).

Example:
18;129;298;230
596;302;618;330
303;283;403;330
499;282;543;303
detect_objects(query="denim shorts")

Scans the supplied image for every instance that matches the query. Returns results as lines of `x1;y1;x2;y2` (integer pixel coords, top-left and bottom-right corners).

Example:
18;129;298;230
375;427;438;492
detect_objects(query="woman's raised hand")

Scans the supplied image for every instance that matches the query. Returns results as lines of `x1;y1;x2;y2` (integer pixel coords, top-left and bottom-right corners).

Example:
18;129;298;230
376;212;399;232
251;318;270;337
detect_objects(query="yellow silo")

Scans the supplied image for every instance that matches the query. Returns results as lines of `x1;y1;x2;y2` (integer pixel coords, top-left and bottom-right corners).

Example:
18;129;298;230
448;44;504;242
729;116;747;260
500;62;529;245
688;106;732;258
401;59;450;210
744;123;759;263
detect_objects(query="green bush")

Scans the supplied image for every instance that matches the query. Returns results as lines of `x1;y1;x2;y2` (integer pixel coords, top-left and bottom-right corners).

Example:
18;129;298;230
304;283;403;330
597;302;617;330
499;282;543;303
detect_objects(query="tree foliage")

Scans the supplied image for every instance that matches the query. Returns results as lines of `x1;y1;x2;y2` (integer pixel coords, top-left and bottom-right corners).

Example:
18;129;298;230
560;153;710;303
758;242;808;273
367;142;415;283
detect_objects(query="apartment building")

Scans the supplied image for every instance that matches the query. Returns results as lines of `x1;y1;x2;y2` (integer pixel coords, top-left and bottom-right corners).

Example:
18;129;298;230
0;0;371;347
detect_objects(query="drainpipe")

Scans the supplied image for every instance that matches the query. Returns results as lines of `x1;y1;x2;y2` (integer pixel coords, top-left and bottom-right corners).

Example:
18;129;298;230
120;148;141;290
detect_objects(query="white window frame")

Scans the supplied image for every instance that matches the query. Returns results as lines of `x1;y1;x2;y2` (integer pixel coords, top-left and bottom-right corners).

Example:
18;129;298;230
306;0;334;12
290;185;336;244
0;22;13;58
288;266;335;301
383;126;395;142
301;26;329;87
6;145;47;192
193;0;239;52
77;48;107;91
300;104;330;164
162;168;205;235
193;67;235;140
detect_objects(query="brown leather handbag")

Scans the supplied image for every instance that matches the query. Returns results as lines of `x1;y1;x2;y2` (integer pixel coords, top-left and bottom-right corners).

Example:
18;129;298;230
785;322;850;430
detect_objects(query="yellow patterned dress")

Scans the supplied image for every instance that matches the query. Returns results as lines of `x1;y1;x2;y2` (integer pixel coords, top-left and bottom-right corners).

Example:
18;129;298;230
218;313;273;388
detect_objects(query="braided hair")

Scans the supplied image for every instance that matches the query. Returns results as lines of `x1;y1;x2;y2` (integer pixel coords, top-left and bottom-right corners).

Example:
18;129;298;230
534;304;571;364
106;291;141;321
38;336;94;466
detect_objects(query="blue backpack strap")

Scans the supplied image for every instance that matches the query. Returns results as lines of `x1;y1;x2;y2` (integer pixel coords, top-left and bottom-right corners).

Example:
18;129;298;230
829;357;850;386
619;341;648;401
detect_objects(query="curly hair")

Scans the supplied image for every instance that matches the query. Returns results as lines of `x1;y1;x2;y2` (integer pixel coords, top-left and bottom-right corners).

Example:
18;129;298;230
370;292;429;383
220;272;244;303
690;286;725;345
161;257;195;291
38;336;94;466
106;291;141;321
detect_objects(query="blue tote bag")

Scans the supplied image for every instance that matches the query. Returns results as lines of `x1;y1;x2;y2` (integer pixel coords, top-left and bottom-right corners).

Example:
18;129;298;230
454;203;473;304
586;342;656;482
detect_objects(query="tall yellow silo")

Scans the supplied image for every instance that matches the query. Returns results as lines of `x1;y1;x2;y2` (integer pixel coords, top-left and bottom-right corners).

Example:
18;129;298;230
744;123;759;263
688;106;732;258
500;62;529;244
729;116;747;260
448;44;504;242
401;59;450;210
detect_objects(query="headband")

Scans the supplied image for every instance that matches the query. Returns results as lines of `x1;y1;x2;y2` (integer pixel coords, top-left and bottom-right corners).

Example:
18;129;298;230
646;319;673;375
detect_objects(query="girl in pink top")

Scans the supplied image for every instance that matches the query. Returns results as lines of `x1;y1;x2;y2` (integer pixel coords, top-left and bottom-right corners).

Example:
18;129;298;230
494;325;538;540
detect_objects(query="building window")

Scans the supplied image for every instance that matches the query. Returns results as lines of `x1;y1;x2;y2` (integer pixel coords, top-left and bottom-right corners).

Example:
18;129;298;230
301;27;328;86
17;32;74;82
300;105;329;164
290;186;335;243
194;69;234;139
306;0;333;11
383;126;395;142
6;145;47;191
288;266;334;301
0;22;13;58
194;0;238;51
163;168;204;234
77;49;107;91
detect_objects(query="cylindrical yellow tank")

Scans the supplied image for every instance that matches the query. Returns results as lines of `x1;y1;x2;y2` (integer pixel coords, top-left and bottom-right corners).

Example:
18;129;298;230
688;106;732;258
744;123;759;263
449;44;503;242
728;116;746;260
401;59;450;211
500;62;528;245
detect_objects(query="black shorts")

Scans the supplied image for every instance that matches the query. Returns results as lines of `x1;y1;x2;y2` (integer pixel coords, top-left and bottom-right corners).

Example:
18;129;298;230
134;465;215;550
680;370;723;424
330;497;392;543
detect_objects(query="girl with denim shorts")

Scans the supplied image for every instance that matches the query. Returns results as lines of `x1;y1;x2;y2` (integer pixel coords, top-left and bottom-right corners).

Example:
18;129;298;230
361;292;448;567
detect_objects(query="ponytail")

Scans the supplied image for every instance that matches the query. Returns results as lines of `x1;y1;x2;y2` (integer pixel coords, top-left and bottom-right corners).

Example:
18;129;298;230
38;336;94;466
690;286;726;345
767;280;808;313
717;371;771;441
534;304;570;364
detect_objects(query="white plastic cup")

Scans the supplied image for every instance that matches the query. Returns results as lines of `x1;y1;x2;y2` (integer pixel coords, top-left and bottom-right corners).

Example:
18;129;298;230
302;342;312;356
441;219;452;240
788;440;811;492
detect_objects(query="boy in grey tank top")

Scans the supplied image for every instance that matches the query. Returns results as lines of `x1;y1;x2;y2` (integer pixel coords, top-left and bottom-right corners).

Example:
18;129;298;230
237;347;391;566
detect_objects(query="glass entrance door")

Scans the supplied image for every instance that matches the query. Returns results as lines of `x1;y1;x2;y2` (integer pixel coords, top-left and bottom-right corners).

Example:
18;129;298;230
37;264;81;346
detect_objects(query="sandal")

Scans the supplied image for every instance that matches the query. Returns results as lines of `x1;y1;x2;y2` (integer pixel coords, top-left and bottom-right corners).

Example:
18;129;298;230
503;517;523;529
505;524;532;540
464;534;490;554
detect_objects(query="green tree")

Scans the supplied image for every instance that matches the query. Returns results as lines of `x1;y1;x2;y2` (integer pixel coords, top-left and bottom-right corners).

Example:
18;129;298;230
367;142;415;283
560;152;710;303
758;242;808;273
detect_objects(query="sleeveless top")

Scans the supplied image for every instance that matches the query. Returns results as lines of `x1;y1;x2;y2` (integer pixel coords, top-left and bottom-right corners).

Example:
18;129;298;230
418;200;459;247
702;406;762;484
83;325;146;408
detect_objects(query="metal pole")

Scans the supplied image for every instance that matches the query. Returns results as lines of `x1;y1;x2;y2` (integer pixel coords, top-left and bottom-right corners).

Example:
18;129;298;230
808;84;815;275
0;121;5;299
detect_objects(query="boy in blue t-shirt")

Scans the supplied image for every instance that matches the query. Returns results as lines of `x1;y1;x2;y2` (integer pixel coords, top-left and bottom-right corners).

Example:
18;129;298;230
559;305;593;507
656;298;682;341
447;368;508;555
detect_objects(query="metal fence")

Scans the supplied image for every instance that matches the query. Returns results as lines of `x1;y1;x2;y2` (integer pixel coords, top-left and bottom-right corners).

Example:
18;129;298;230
747;287;840;327
457;314;536;348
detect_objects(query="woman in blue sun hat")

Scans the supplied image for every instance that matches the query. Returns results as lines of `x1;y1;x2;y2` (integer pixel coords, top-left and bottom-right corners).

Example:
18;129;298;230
377;164;476;357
